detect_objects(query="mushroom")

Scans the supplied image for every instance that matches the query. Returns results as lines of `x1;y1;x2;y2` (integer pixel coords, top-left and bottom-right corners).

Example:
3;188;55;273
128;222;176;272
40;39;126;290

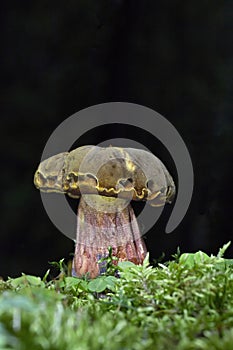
34;146;175;278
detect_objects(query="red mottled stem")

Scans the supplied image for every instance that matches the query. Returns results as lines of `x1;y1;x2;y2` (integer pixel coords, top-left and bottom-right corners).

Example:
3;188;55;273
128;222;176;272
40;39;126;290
72;196;147;278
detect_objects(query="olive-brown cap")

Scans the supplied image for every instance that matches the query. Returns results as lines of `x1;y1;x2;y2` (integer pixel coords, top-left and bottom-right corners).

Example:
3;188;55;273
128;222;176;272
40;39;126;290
34;146;175;206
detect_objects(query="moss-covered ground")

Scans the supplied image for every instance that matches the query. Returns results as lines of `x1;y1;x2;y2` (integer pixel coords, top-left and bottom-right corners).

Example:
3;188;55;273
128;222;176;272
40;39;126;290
0;243;233;350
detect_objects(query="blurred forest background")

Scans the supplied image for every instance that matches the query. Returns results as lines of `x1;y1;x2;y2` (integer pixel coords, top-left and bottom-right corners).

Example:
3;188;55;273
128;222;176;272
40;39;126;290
1;1;232;278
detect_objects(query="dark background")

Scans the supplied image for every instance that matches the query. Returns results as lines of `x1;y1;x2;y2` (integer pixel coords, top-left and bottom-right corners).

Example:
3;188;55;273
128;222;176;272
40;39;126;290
1;1;232;278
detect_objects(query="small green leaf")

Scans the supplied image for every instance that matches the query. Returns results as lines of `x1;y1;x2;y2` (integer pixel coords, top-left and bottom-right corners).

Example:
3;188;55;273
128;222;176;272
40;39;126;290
64;277;81;287
179;253;194;267
23;275;44;286
179;251;209;267
215;259;233;270
104;276;118;291
118;261;136;270
63;277;88;292
88;277;108;293
193;251;210;263
8;275;44;288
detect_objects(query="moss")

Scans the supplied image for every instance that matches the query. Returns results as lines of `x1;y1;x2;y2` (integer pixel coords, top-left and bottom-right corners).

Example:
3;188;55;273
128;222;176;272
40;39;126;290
0;244;233;350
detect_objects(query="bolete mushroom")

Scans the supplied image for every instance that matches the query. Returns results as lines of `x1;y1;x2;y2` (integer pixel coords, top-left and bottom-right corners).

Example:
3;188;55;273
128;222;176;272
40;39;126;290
34;146;175;278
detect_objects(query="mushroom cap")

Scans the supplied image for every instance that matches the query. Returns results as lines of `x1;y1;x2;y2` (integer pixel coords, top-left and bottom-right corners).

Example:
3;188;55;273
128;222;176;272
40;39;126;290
34;146;175;206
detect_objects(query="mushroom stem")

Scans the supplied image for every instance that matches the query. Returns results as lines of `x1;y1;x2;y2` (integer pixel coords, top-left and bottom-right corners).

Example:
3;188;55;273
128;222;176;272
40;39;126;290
72;196;147;278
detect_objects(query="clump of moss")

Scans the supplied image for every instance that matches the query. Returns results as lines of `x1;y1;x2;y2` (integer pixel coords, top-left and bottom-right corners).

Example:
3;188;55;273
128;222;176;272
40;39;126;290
0;243;233;350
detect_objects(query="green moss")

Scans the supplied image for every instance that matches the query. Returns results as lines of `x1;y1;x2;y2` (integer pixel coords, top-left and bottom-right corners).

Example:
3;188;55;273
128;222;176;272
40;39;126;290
0;244;233;350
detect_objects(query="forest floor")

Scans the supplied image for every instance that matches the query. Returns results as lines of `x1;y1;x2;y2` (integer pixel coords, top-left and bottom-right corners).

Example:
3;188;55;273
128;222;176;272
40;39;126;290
0;243;233;350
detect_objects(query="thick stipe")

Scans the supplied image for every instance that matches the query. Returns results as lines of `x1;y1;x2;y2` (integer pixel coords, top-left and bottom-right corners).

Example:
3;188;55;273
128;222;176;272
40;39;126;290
72;196;147;278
